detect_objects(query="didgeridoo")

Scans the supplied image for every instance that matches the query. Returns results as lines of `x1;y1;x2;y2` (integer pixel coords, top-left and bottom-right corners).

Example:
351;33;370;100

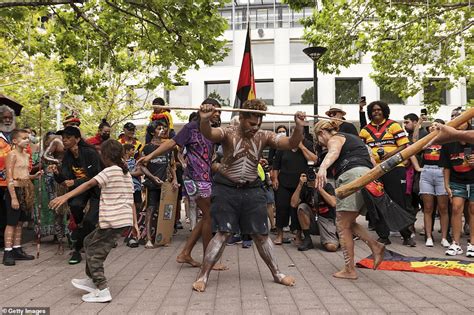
335;108;474;199
152;105;345;123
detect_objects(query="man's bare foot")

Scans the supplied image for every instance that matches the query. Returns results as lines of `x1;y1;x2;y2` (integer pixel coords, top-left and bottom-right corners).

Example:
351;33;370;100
333;269;358;280
192;280;206;292
145;240;154;249
273;236;283;245
274;275;296;286
212;263;228;271
176;254;201;267
372;242;385;270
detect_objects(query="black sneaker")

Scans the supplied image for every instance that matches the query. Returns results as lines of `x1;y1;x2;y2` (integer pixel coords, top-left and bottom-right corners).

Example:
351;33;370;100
69;251;82;265
176;222;183;230
127;238;139;248
297;237;314;251
12;247;34;260
403;237;416;247
3;250;15;266
377;237;391;245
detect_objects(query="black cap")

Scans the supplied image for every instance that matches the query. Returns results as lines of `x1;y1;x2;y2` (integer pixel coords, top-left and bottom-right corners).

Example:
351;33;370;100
56;126;81;138
124;122;136;131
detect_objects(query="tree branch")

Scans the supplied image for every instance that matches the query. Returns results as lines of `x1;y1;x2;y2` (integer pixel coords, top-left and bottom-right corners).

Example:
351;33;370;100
69;2;111;46
104;0;162;29
0;1;83;8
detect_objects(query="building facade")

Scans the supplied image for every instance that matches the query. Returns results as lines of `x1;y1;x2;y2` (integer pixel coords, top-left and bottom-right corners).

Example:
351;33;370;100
153;1;471;126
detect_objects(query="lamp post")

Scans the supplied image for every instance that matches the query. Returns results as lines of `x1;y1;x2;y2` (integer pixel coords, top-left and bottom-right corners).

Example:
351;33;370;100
303;46;327;116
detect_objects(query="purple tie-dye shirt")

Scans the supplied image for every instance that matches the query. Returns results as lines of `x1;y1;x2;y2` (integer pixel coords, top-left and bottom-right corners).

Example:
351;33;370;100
173;121;214;182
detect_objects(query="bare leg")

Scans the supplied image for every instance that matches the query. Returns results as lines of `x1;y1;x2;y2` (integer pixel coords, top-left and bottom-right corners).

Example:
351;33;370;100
267;203;275;230
177;197;210;267
13;222;23;247
193;232;231;292
422;194;435;239
469;201;474;244
451;197;465;244
145;206;154;248
351;221;385;270
251;234;295;286
437;195;449;240
273;228;283;244
4;225;15;249
334;212;359;280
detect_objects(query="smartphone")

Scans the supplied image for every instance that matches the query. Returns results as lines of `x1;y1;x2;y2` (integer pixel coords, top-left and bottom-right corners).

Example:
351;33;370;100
361;96;366;102
420;108;428;115
464;147;472;160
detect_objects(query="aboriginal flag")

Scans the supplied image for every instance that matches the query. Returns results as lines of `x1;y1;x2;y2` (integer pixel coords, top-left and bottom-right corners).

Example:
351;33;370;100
357;250;474;278
233;24;256;112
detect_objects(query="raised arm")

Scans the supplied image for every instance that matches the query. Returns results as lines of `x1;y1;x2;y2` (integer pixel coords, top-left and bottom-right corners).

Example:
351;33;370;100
269;111;306;150
199;104;225;143
43;138;61;164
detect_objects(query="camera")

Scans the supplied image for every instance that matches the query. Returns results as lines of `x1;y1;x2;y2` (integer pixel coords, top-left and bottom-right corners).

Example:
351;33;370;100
306;161;317;181
376;147;385;160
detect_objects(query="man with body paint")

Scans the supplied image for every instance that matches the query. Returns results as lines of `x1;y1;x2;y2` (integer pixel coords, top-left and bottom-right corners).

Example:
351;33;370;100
192;99;306;292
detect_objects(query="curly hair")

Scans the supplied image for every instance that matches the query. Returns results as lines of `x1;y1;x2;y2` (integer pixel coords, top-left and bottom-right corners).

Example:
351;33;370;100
367;101;390;120
241;99;267;118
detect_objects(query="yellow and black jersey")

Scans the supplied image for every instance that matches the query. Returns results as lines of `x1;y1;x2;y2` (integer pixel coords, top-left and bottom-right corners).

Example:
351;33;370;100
359;119;409;165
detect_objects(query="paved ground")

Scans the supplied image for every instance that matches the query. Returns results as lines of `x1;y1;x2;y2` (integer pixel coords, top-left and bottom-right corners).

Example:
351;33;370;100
1;216;474;315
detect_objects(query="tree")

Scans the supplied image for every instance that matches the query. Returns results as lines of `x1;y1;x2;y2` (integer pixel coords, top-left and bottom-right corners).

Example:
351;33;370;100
300;86;313;104
286;0;473;113
0;0;229;132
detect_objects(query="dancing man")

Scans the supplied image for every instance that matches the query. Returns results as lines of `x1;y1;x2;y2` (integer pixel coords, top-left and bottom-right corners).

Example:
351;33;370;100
192;99;305;292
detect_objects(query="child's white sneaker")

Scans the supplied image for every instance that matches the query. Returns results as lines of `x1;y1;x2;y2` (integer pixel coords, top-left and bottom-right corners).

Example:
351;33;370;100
82;288;112;303
71;278;97;293
445;243;463;256
440;238;450;248
466;243;474;258
425;238;434;247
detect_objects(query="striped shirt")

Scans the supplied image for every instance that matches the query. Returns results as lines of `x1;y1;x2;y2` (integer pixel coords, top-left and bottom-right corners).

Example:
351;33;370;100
94;165;134;229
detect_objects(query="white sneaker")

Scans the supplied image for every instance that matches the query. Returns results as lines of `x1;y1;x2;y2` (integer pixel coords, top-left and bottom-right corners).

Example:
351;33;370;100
71;278;97;293
82;288;112;303
441;238;450;248
425;238;434;247
445;243;463;256
467;243;474;258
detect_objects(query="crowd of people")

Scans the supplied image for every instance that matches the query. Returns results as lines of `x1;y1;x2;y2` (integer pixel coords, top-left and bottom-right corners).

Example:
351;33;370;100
0;96;472;302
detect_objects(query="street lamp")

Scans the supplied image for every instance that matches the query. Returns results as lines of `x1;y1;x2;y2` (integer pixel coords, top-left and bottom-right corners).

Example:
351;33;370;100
303;46;327;116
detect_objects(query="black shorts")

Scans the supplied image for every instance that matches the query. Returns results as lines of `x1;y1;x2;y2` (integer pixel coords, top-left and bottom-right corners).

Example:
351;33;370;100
145;188;161;209
210;183;268;235
5;188;30;226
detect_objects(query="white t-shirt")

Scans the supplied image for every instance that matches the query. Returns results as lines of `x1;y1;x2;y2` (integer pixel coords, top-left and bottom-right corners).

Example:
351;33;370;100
94;165;134;229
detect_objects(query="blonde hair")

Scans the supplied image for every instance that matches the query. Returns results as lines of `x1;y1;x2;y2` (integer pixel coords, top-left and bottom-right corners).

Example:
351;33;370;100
313;120;339;138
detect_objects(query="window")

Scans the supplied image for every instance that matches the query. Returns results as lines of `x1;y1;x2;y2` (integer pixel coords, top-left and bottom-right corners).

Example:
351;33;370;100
380;87;404;105
220;10;232;30
290;79;313;105
166;84;191;106
424;79;448;105
467;80;473;105
215;44;233;66
205;81;231;107
252;41;274;64
335;78;362;104
290;41;311;63
255;79;274;105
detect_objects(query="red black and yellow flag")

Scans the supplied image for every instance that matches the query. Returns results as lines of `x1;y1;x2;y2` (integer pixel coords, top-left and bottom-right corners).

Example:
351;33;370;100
357;250;474;278
233;24;256;110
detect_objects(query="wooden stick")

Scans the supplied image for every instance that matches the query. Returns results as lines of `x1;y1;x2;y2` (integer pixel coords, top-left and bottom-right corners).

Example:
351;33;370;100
152;105;345;123
335;108;474;199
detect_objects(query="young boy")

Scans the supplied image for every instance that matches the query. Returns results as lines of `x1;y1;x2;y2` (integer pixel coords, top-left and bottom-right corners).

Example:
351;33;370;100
50;139;139;303
123;143;143;247
3;129;41;266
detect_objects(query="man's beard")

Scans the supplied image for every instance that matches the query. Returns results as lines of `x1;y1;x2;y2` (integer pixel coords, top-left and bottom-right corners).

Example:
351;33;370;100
100;133;110;141
0;121;15;133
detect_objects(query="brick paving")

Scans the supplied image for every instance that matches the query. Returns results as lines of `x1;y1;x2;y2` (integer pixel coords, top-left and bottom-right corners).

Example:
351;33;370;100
1;217;474;314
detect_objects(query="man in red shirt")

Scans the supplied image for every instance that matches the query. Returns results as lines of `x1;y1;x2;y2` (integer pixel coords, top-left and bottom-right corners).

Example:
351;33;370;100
87;119;111;152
